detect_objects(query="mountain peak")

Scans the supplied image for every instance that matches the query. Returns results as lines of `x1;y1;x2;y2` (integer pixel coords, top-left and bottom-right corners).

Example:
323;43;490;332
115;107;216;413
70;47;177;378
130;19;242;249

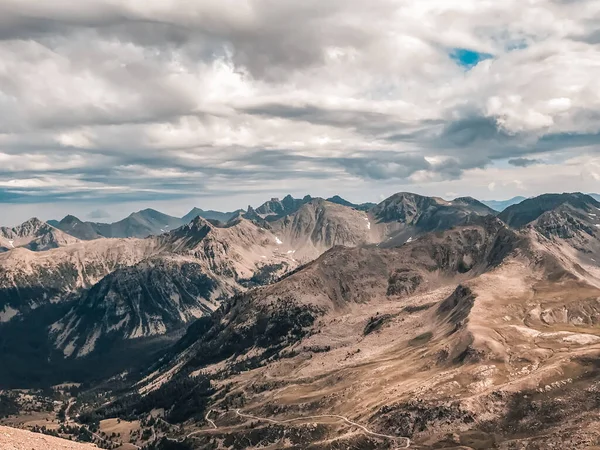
23;217;44;227
60;214;83;224
178;215;215;236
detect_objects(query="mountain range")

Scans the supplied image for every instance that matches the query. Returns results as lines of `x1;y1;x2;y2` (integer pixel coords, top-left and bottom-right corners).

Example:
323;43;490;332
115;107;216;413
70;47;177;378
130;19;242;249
2;191;600;448
133;191;600;449
0;193;494;382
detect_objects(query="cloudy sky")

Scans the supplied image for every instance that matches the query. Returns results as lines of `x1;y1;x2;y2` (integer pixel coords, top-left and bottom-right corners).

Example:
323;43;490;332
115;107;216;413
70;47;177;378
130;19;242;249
2;0;600;225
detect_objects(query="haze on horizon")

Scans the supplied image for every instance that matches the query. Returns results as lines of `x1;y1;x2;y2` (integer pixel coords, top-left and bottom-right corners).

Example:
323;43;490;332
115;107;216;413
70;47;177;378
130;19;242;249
1;0;600;224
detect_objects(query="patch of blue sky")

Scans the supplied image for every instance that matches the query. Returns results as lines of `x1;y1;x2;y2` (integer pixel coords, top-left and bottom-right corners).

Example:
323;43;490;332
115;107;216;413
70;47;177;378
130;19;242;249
450;48;493;69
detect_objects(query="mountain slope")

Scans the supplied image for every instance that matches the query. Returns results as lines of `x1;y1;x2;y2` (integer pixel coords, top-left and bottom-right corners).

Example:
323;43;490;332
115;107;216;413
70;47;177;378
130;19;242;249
0;426;97;449
0;237;159;319
50;256;220;358
0;192;539;386
142;216;524;385
48;216;301;359
266;199;376;262
0;218;80;252
367;192;495;247
451;196;498;215
371;192;495;228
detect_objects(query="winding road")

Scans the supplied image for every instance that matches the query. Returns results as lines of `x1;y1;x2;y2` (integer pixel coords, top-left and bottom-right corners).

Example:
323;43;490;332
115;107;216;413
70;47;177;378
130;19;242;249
232;409;411;448
161;408;410;448
205;409;217;429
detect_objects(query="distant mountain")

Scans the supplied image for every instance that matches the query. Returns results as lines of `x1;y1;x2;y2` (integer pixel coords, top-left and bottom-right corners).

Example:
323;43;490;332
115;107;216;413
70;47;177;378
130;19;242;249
53;215;103;240
253;194;313;220
481;196;527;211
326;195;376;211
181;207;243;224
590;193;600;202
370;192;495;240
52;209;186;240
0;218;79;252
498;193;600;229
267;198;376;261
451;196;498;215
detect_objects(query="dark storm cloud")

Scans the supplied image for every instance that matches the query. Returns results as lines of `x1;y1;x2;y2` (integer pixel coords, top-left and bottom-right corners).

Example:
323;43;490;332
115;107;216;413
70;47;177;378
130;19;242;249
508;158;542;167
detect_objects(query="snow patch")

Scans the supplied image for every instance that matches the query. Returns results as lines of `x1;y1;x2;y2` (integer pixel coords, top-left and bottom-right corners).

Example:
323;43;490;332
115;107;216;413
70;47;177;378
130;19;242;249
406;237;413;243
148;319;167;336
510;325;541;338
107;317;129;332
130;324;145;339
275;236;283;245
78;327;102;357
363;217;371;230
562;333;600;345
287;250;296;254
63;341;76;358
0;306;18;322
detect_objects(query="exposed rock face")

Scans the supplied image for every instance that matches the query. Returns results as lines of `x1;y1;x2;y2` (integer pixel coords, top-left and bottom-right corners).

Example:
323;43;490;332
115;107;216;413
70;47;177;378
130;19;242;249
253;194;313;220
0;218;79;252
47;217;299;358
0;238;159;317
51;257;220;358
267;199;376;262
499;193;600;272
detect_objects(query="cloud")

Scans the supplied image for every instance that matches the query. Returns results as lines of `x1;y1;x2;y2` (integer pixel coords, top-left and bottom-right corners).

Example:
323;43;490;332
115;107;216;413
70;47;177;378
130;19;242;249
0;0;599;218
87;209;110;219
508;158;543;167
